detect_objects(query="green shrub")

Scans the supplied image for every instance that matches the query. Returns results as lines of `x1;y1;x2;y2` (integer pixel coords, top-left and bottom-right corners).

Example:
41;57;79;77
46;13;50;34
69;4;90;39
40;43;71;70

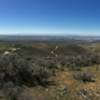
0;54;51;87
73;72;95;82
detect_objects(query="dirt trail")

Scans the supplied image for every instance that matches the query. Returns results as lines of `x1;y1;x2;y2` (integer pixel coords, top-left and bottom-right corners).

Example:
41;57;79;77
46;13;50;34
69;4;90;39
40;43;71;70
50;46;59;57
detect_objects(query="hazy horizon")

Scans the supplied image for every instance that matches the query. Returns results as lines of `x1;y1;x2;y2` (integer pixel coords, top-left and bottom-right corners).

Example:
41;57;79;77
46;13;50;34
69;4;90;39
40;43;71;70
0;33;100;37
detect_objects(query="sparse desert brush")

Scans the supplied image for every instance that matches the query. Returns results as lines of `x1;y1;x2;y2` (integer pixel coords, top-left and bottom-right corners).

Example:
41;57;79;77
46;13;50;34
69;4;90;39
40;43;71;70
0;42;100;100
73;72;95;82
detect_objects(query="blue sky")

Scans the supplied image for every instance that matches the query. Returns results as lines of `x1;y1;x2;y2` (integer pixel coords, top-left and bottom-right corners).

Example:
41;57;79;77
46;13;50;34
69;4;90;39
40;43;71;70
0;0;100;35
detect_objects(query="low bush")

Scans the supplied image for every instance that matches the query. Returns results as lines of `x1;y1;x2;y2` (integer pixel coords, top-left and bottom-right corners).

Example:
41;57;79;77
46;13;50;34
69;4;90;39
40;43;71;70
0;54;51;88
73;72;95;82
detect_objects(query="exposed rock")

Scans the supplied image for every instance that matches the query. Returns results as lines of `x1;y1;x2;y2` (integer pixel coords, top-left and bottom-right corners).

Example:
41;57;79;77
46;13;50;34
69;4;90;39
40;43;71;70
3;51;10;55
